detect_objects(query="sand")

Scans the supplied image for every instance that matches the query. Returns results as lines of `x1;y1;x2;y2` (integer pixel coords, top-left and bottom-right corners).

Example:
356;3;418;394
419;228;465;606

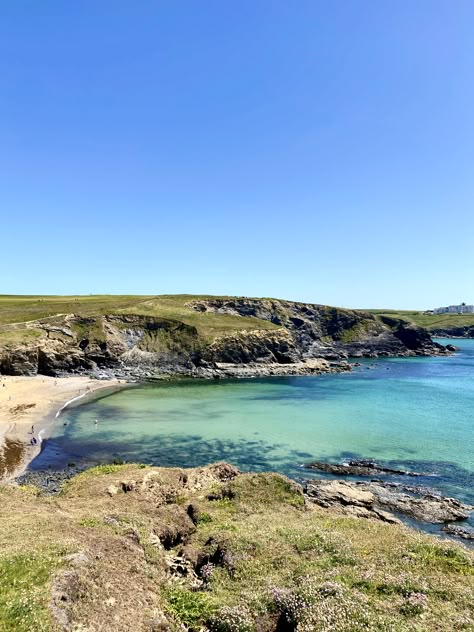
0;375;122;480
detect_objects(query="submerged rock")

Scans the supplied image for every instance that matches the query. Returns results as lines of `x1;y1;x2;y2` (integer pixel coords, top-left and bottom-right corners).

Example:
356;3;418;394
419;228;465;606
305;459;424;477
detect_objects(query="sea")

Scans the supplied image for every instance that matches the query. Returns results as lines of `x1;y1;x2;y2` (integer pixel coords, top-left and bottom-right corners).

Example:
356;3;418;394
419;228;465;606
32;338;474;531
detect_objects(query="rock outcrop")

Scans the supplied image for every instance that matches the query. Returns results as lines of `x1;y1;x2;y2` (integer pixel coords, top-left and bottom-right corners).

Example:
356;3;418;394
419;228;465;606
0;297;452;378
187;298;450;360
305;479;473;524
305;459;424;477
429;325;474;338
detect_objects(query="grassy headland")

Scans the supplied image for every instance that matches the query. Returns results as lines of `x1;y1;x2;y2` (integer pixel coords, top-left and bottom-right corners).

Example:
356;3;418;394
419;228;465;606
1;464;472;631
0;295;279;338
368;309;474;334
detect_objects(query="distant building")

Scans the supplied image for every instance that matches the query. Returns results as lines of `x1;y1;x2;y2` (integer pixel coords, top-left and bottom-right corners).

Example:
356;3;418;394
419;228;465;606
433;304;474;314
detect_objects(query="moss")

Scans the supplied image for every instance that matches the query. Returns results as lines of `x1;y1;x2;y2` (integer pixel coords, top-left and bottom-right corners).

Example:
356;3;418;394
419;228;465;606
70;317;106;343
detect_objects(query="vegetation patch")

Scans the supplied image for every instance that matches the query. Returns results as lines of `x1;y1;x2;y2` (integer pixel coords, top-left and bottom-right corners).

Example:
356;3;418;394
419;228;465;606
0;552;58;632
162;586;215;629
0;465;472;631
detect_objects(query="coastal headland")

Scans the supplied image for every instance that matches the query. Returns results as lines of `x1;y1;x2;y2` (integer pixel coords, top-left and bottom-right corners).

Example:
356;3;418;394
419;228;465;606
0;296;473;630
0;294;461;479
0;294;457;382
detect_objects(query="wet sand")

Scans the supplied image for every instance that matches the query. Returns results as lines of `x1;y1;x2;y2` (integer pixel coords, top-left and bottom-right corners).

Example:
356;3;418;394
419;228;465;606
0;375;122;480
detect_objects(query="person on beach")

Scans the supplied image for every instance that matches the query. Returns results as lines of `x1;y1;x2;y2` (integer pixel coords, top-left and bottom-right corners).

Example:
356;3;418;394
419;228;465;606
31;424;35;434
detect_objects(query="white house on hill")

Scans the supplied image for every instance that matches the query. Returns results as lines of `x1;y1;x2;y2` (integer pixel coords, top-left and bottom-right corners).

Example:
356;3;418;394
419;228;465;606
433;304;474;314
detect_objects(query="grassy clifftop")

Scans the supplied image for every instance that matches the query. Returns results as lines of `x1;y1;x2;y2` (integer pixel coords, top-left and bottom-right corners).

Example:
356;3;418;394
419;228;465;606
0;295;279;339
1;464;472;631
368;310;474;333
3;296;473;335
0;296;451;377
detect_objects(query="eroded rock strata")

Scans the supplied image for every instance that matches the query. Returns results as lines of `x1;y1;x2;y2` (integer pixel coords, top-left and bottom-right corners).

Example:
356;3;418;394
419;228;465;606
0;298;452;378
304;479;473;524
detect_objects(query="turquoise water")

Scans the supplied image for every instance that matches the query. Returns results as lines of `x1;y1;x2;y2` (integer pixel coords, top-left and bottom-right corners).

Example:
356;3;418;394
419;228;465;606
35;339;474;516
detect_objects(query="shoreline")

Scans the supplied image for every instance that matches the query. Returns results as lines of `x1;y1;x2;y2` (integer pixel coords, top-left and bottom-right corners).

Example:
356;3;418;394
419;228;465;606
0;375;127;481
0;344;461;481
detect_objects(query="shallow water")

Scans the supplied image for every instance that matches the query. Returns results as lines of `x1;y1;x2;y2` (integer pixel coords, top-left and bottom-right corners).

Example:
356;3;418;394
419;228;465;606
34;339;474;521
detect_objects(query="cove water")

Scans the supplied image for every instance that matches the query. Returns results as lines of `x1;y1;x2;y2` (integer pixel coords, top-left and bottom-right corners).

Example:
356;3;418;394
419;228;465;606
34;339;474;521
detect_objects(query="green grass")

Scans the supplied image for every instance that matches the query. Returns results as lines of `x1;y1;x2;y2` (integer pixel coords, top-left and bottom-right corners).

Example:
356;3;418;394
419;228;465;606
368;309;474;332
0;295;279;340
0;465;472;631
0;328;43;346
0;552;59;631
162;586;215;629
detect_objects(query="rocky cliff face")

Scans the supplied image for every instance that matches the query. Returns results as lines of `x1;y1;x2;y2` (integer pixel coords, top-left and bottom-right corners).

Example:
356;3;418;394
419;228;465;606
0;298;450;378
188;298;448;361
428;325;474;338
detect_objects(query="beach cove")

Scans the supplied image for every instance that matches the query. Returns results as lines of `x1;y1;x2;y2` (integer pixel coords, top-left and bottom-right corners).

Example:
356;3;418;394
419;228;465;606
0;375;123;479
23;340;472;518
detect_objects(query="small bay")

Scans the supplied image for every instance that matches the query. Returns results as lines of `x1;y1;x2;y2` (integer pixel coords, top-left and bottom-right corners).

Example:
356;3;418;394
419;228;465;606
34;339;474;520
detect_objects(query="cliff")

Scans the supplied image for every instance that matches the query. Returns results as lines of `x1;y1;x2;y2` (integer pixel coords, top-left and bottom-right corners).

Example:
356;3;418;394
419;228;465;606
368;309;474;339
0;295;451;378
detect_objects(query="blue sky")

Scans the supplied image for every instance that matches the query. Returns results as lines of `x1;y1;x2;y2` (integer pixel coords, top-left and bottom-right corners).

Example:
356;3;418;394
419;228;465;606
1;1;473;309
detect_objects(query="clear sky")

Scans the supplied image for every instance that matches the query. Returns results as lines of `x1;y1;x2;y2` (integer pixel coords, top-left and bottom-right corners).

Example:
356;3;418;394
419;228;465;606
1;1;473;309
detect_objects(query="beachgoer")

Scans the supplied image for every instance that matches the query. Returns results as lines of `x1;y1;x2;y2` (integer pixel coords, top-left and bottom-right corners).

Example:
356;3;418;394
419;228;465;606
94;419;98;425
31;424;35;434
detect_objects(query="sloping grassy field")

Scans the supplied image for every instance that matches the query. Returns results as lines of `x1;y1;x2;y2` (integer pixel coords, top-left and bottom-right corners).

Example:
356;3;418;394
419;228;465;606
1;465;472;631
0;295;279;340
368;309;474;332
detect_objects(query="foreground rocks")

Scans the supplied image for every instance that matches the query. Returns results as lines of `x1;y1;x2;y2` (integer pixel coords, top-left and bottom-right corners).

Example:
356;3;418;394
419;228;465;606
4;462;472;631
305;479;473;525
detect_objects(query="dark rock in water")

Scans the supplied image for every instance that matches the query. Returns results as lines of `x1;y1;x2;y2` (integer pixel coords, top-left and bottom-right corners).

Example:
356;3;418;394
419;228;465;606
305;479;473;524
441;524;474;540
445;344;459;352
16;465;89;494
305;459;423;477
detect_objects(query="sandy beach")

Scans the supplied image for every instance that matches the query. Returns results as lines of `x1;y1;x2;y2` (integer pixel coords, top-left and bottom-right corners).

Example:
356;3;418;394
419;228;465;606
0;375;122;480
